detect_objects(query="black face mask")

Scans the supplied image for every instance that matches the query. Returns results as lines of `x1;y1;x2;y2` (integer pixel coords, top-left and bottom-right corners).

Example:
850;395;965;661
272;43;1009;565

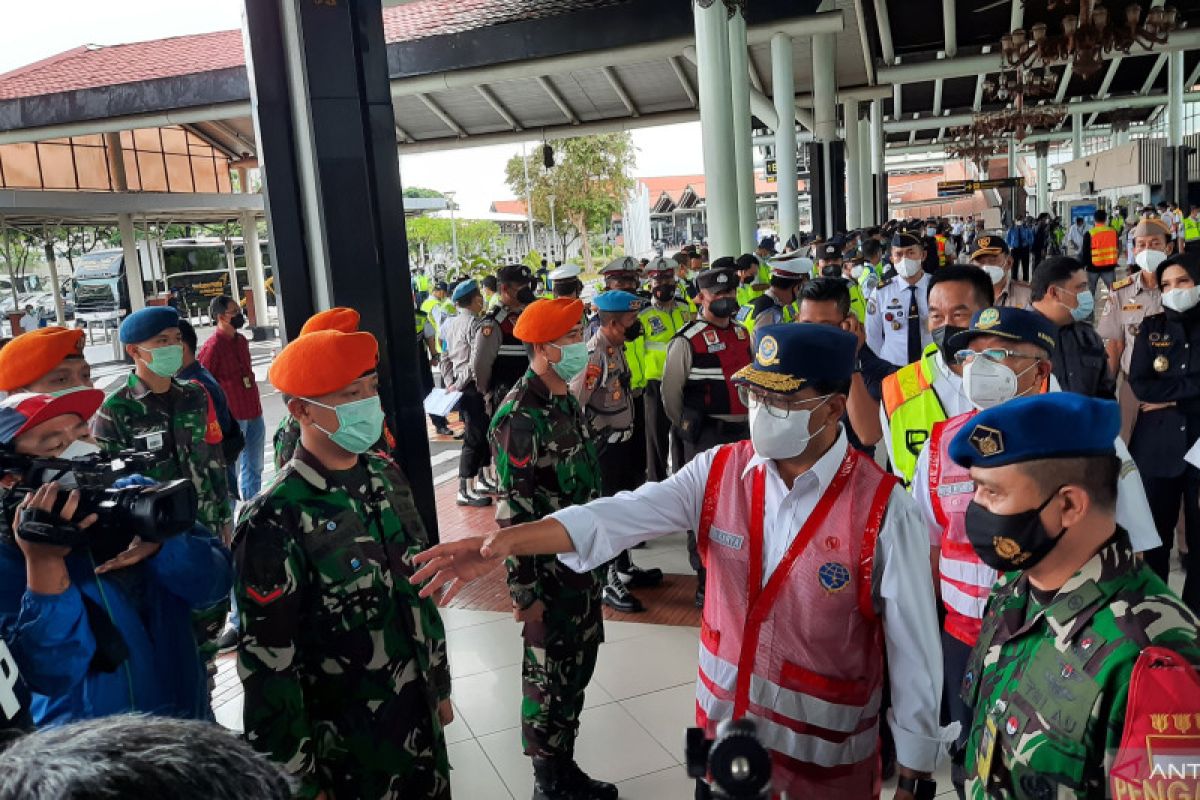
707;297;740;319
963;488;1065;572
515;286;536;305
740;274;754;285
230;313;246;330
930;325;966;363
624;321;644;342
652;285;676;303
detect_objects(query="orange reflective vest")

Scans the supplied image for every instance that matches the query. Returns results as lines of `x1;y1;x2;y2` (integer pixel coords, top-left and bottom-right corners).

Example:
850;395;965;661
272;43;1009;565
1089;224;1119;268
935;235;949;266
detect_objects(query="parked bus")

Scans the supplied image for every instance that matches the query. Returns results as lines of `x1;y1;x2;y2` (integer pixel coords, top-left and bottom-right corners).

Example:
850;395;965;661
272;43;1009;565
72;238;273;325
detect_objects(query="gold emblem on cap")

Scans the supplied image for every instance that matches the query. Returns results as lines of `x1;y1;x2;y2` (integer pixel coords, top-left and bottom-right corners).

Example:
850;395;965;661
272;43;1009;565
1154;355;1170;373
757;335;780;367
992;536;1027;564
977;308;1001;330
969;424;1005;457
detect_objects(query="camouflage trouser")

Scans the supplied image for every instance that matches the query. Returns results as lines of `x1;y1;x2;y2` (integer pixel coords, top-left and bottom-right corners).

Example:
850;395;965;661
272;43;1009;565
520;618;600;758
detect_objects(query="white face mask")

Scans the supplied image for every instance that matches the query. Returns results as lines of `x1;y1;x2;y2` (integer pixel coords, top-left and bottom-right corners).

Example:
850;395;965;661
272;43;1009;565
895;257;923;278
982;265;1006;285
748;396;831;461
1162;286;1200;314
963;357;1039;410
1134;248;1168;273
926;227;937;237
850;264;865;280
59;439;100;460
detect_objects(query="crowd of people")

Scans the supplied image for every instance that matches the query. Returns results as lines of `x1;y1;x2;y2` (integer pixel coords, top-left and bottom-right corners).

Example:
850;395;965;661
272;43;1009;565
0;207;1197;800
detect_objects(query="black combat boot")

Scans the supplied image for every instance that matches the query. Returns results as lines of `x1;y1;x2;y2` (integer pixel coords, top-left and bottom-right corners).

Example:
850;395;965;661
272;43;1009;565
560;758;618;800
615;549;663;589
532;756;590;800
456;478;490;507
601;563;644;613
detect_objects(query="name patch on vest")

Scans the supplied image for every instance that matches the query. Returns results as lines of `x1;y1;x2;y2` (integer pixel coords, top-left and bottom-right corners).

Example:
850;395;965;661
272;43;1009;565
709;526;744;550
936;480;975;497
703;329;726;352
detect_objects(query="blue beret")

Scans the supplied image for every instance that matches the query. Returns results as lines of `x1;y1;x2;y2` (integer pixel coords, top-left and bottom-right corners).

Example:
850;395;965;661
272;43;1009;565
593;290;643;313
947;306;1057;356
451;279;479;303
732;323;856;394
949;394;1119;469
119;306;180;344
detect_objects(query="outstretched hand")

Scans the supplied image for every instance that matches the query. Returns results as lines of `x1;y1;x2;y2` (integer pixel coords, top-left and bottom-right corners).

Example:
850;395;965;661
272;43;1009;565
410;535;503;602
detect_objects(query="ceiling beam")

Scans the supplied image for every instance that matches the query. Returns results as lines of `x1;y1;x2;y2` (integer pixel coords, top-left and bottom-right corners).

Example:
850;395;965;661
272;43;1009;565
932;78;944;116
876;29;1200;85
668;55;698;108
747;52;764;93
851;0;876;85
872;0;895;65
1086;56;1123;127
394;123;412;143
1141;53;1169;95
416;93;467;137
602;66;639;117
475;84;522;131
893;84;902;120
1010;0;1023;32
943;0;957;59
536;76;580;125
973;73;985;112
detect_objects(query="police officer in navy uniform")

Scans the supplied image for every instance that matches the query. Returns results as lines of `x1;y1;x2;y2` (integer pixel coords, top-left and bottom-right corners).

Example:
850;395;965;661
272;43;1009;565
1128;252;1200;612
474;264;536;414
662;264;753;607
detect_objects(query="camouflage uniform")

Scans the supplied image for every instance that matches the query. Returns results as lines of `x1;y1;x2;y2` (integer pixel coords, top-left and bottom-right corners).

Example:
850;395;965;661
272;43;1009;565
92;373;231;535
233;445;451;800
963;531;1200;799
490;369;604;757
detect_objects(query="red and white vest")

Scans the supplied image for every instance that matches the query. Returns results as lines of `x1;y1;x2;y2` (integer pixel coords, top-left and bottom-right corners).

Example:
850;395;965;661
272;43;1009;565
696;440;897;798
928;411;994;647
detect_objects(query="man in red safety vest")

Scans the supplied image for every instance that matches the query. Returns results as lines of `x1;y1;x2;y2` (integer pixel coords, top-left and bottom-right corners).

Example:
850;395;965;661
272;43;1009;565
413;323;952;800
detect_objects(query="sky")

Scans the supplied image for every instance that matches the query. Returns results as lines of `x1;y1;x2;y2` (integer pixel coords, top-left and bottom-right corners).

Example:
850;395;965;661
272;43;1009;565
0;1;704;216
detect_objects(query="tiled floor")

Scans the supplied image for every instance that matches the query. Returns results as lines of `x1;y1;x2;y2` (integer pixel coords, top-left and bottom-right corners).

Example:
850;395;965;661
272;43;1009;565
213;606;961;798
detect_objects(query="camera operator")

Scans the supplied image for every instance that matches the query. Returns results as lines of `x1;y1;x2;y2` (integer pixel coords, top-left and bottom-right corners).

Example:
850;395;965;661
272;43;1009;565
0;391;233;725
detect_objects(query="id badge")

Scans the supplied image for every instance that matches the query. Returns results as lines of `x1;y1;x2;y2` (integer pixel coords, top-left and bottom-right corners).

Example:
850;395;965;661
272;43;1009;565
977;714;997;780
243;376;253;389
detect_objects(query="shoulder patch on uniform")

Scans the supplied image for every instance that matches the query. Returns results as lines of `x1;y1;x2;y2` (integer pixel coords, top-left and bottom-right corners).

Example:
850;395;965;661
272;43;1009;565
1112;276;1134;290
584;363;602;390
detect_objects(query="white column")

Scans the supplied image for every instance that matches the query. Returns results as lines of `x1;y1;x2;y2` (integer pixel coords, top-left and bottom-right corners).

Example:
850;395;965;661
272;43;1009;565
1072;114;1083;160
118;213;146;312
693;0;739;257
242;210;270;330
871;99;884;221
1035;143;1050;218
728;8;757;250
859;115;873;224
844;100;861;229
811;33;837;142
1008;138;1018;221
772;32;798;247
1169;49;1185;147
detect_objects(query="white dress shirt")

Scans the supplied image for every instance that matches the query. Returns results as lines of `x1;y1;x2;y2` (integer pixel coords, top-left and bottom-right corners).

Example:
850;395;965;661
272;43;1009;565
866;271;933;368
552;430;952;773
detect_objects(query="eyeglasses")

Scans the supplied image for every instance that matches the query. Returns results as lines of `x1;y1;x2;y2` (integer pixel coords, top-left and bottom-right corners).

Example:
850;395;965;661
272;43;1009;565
955;348;1042;365
738;385;832;419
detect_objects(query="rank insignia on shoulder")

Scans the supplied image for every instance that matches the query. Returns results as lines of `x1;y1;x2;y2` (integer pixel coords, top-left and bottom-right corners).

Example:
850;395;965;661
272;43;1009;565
1112;276;1134;290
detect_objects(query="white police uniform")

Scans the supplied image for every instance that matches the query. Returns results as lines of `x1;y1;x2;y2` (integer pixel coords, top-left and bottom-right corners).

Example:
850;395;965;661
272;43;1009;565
866;272;933;368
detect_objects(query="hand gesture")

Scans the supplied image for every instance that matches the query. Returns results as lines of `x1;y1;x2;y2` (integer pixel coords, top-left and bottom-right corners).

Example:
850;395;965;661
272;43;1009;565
840;314;866;352
14;483;97;562
410;535;503;602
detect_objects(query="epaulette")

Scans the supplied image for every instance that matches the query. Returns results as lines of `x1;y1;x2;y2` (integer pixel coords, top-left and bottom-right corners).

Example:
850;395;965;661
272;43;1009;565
1111;276;1134;291
679;319;708;339
750;294;777;315
876;276;895;290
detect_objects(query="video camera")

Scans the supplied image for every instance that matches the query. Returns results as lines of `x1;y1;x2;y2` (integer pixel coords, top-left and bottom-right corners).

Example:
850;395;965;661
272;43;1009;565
686;719;774;800
0;449;197;555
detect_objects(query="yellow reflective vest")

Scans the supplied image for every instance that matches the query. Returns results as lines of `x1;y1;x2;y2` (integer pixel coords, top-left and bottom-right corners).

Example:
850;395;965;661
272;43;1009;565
880;343;947;485
1184;215;1200;242
640;302;694;382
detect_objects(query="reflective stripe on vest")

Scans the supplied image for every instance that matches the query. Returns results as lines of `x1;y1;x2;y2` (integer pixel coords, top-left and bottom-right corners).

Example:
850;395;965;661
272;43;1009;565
930;412;995;646
694;441;895;791
936;235;949;266
1090;225;1119;267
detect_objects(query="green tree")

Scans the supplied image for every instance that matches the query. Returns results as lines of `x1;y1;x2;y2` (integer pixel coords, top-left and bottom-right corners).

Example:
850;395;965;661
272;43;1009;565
404;186;446;199
404;216;503;269
505;133;636;270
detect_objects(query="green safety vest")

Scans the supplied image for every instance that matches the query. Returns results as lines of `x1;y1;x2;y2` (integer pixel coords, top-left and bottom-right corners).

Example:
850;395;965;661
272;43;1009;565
848;281;867;323
736;283;764;307
881;343;947;485
415;274;431;292
640;303;693;382
1184;216;1200;242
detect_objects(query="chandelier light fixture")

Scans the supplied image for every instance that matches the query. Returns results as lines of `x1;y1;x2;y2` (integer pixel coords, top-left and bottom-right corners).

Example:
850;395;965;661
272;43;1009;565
983;67;1060;102
1001;1;1181;80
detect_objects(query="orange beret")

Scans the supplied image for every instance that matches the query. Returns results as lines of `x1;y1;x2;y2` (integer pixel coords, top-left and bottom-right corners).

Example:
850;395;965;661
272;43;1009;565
268;330;379;397
299;307;361;336
0;327;86;391
512;298;584;344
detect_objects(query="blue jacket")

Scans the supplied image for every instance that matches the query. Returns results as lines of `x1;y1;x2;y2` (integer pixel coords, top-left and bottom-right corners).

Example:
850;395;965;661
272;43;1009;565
0;526;233;726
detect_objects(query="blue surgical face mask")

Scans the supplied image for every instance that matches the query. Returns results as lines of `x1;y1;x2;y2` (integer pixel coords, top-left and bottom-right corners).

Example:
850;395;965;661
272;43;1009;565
548;341;588;381
304;395;386;455
1065;288;1094;322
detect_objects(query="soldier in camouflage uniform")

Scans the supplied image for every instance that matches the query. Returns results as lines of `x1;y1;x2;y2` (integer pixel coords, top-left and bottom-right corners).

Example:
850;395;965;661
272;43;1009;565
490;298;615;800
92;307;230;537
235;328;451;800
947;393;1200;799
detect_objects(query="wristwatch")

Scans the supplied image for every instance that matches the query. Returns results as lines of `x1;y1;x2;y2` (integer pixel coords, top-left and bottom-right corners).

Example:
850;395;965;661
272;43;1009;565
896;776;937;800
